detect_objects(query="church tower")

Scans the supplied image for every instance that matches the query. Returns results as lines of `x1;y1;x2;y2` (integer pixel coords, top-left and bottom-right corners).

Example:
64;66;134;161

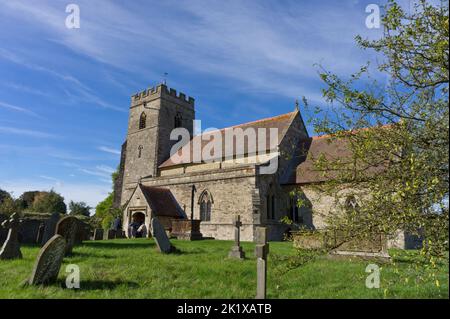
118;84;195;206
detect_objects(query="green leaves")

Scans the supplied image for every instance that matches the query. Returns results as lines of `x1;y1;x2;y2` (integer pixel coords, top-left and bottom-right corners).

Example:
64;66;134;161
308;0;449;282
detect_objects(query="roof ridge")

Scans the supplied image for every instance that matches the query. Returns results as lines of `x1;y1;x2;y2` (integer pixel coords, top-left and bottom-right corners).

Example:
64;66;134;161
193;110;298;137
311;123;394;140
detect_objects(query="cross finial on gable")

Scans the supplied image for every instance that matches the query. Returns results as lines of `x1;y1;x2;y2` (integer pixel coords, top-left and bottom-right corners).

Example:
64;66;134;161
295;99;299;111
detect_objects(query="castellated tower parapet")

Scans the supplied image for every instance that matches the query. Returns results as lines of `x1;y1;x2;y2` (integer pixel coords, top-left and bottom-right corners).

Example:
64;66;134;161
120;83;195;206
131;84;195;108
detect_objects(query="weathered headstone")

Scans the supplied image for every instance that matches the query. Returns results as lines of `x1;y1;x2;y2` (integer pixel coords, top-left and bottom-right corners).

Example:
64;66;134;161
93;228;103;240
255;227;269;299
55;216;78;256
74;220;90;244
36;222;45;244
151;217;174;253
41;212;60;246
26;235;66;286
171;219;203;240
0;213;23;260
327;230;391;260
228;215;245;259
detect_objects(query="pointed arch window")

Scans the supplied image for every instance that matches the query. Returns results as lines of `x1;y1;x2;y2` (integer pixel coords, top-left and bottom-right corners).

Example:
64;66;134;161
139;112;146;129
199;190;212;222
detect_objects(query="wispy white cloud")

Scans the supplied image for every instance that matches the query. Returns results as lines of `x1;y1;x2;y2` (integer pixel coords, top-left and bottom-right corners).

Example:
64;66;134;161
0;101;44;119
0;0;379;101
98;146;121;155
0;125;57;139
96;164;115;174
79;168;110;179
0;48;126;113
38;175;62;187
0;82;50;97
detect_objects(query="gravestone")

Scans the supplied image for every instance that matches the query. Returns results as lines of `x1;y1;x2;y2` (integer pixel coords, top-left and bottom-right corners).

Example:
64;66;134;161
327;230;391;260
93;228;103;240
26;235;66;286
41;212;60;246
255;227;269;299
55;216;78;256
74;220;90;244
36;222;45;244
228;215;245;259
171;219;203;240
0;213;23;260
151;218;174;254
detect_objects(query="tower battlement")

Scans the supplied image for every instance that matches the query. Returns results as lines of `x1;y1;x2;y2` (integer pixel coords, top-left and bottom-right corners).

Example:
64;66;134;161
131;84;195;107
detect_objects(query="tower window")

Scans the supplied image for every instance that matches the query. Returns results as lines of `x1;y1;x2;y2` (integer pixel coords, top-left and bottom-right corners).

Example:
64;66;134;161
139;112;146;129
138;145;143;158
174;113;182;128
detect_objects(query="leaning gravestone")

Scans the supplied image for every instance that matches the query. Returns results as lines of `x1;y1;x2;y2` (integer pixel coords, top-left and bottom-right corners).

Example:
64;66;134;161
26;234;66;286
0;213;23;260
55;216;78;256
41;212;60;246
151;218;174;254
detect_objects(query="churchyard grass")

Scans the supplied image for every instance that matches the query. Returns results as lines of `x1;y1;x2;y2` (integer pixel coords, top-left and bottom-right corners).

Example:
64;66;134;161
0;239;447;299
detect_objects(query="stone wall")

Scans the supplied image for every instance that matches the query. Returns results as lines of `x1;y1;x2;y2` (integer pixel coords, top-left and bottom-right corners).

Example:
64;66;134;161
125;165;259;241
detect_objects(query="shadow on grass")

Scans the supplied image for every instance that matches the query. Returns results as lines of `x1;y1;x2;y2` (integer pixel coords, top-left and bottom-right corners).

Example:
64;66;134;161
65;251;116;259
53;279;140;290
82;241;156;249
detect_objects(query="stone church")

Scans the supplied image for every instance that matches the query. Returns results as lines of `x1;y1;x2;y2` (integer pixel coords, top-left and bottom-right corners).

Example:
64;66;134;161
113;84;352;242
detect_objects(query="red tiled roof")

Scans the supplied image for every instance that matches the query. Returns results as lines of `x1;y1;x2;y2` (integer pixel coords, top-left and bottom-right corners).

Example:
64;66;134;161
159;111;299;168
287;131;388;184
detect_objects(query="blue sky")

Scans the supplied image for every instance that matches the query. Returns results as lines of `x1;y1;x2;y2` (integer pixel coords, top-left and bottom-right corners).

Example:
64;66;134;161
0;0;385;209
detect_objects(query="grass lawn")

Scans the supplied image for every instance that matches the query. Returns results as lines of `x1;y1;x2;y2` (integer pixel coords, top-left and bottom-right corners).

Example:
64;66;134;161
0;238;448;299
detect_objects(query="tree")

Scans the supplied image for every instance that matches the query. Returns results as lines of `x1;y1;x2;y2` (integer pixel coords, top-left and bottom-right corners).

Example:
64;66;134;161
69;201;91;217
0;188;11;204
303;0;448;278
0;190;20;216
17;191;40;210
32;190;67;214
95;165;123;230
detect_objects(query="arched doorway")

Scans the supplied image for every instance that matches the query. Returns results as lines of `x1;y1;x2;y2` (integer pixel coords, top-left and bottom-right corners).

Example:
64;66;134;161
129;211;147;238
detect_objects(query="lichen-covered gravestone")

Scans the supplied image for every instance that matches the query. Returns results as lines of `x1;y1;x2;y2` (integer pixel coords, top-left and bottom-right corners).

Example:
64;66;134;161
41;212;60;246
26;234;66;286
0;213;22;260
56;216;78;256
151;218;174;253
